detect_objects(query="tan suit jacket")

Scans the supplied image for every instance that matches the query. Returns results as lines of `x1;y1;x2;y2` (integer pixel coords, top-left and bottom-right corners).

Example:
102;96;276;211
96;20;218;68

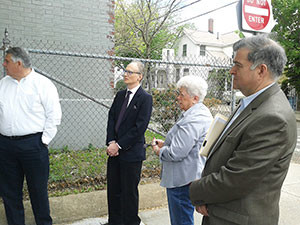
190;84;297;225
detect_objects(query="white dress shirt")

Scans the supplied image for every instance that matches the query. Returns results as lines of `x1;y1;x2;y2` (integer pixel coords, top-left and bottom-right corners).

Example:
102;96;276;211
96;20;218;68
127;84;140;106
0;69;62;145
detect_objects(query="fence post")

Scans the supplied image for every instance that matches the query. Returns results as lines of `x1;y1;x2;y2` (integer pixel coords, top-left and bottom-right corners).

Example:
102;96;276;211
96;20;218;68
1;28;11;77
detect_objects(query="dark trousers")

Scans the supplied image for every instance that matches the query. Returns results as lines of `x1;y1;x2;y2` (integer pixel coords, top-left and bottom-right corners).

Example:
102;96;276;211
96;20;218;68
107;157;142;225
0;133;52;225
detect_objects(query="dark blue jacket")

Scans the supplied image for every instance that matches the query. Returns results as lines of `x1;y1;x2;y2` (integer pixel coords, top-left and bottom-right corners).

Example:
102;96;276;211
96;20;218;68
106;86;153;162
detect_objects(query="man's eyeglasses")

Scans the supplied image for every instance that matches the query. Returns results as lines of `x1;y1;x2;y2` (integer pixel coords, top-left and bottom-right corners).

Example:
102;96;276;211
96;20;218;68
123;70;141;76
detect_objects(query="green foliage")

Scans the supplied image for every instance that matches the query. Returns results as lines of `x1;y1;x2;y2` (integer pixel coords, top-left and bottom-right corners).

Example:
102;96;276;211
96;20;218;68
272;0;300;95
115;79;127;93
152;85;181;133
49;147;107;183
203;98;222;108
207;69;231;100
235;30;245;38
142;130;165;180
114;0;186;59
152;85;222;133
42;131;162;198
4;132;162;201
144;130;165;143
114;0;194;91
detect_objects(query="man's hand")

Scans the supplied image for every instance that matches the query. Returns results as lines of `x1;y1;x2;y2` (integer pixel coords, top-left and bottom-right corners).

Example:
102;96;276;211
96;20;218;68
196;205;209;217
107;142;119;157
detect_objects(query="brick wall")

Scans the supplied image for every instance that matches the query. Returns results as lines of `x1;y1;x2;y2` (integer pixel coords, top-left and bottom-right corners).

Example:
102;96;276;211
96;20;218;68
0;0;115;149
0;0;114;53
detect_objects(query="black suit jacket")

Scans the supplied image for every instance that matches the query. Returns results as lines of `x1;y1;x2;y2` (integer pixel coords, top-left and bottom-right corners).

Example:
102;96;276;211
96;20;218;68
106;86;153;162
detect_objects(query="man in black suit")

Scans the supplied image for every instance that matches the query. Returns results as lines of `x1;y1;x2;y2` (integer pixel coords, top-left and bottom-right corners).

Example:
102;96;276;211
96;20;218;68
106;61;153;225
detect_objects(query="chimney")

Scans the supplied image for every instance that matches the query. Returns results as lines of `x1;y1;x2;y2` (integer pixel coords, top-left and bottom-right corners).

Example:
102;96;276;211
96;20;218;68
208;18;213;33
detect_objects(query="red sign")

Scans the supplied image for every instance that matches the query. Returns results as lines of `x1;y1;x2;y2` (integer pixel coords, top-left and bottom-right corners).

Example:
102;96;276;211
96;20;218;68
242;0;270;31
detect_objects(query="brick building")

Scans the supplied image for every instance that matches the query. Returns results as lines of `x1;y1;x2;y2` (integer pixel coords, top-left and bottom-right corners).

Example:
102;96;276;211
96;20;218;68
0;0;115;149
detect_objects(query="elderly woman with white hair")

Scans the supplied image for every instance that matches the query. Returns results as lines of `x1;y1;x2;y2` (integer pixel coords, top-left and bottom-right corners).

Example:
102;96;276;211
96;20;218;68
152;75;213;225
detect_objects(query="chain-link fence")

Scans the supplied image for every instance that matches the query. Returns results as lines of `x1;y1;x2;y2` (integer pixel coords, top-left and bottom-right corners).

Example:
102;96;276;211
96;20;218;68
1;29;238;150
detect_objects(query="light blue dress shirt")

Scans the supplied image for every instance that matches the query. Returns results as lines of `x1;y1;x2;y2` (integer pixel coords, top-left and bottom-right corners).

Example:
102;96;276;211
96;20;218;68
223;83;275;135
159;102;213;188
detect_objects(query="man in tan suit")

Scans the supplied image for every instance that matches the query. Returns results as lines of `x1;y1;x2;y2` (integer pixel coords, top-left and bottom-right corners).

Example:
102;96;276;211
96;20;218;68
189;35;297;225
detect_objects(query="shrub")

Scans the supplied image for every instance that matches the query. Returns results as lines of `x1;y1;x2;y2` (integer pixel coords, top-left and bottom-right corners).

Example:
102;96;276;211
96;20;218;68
152;85;222;133
152;85;181;133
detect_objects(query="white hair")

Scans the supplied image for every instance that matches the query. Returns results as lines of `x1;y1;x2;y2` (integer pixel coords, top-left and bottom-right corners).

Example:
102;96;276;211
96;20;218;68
176;75;208;102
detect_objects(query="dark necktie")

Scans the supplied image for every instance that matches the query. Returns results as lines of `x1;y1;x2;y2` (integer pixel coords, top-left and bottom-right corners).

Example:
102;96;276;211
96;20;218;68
115;91;132;132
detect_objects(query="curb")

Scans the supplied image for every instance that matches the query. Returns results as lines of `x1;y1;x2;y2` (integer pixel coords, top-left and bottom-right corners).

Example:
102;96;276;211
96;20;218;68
0;182;167;225
295;111;300;122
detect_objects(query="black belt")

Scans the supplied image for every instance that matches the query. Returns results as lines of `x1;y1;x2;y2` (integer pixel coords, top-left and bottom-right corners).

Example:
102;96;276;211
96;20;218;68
0;132;42;140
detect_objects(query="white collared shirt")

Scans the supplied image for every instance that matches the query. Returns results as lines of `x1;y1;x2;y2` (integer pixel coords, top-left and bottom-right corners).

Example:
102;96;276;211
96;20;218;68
0;69;62;144
127;84;140;106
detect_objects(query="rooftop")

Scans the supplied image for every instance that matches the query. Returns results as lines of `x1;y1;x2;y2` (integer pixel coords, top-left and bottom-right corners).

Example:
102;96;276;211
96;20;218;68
183;28;241;47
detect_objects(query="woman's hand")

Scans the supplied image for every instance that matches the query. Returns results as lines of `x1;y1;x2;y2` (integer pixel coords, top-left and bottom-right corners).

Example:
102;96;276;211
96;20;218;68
151;137;162;156
155;138;164;148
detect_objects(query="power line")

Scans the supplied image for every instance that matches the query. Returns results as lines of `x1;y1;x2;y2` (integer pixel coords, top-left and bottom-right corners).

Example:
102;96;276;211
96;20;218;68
156;0;203;21
172;0;203;13
172;1;239;27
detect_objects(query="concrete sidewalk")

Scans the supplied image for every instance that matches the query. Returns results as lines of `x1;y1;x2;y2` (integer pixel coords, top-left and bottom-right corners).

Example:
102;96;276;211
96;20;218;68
295;111;300;122
0;142;299;225
0;163;299;225
60;163;300;225
54;112;300;225
3;163;297;225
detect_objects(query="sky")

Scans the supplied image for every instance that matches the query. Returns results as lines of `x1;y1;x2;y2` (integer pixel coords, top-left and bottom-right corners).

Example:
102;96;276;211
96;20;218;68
179;0;241;34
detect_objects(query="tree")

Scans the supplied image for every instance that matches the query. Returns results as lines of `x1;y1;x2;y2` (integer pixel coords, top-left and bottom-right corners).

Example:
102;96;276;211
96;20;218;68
114;0;187;90
272;0;300;96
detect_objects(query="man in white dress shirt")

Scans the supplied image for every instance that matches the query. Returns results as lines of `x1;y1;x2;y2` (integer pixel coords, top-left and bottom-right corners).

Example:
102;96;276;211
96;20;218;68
0;47;62;225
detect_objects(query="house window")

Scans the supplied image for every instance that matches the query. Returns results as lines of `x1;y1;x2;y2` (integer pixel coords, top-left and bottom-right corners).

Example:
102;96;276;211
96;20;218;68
183;68;189;76
182;44;187;57
200;45;206;56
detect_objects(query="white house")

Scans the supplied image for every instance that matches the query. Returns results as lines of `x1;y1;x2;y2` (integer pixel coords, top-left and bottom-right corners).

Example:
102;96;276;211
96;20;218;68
151;19;241;89
176;28;241;60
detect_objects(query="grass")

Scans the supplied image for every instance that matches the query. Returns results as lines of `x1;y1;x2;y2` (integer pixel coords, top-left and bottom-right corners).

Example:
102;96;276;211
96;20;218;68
45;130;164;198
0;130;164;201
47;144;109;197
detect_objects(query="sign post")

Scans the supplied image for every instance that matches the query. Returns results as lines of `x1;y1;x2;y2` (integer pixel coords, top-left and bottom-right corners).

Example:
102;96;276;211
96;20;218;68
240;0;275;33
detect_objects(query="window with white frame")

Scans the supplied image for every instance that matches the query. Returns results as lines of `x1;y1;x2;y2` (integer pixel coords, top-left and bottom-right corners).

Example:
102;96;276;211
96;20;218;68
183;68;189;76
182;44;187;57
200;45;206;56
